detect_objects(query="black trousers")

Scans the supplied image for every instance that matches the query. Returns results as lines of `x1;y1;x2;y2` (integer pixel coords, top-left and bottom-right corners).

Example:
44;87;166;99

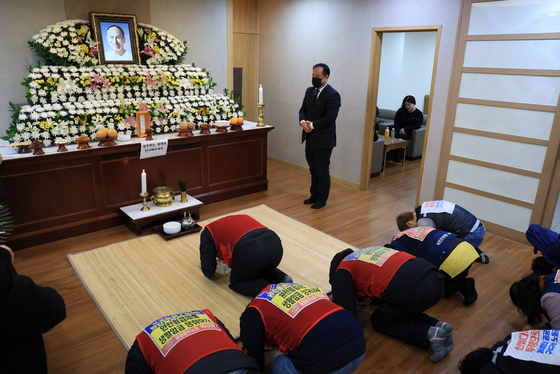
371;269;444;347
305;147;333;203
229;230;287;297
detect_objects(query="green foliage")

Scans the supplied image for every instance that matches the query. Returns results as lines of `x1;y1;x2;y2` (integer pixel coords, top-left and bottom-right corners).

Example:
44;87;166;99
3;102;21;141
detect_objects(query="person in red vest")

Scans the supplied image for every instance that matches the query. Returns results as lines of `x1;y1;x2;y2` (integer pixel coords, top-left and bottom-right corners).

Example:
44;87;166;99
329;246;453;363
125;309;260;374
240;283;365;373
200;214;292;297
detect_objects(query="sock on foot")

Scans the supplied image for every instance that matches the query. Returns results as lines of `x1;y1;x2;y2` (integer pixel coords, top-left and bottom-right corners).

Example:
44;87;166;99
436;321;454;354
428;326;447;362
281;274;293;283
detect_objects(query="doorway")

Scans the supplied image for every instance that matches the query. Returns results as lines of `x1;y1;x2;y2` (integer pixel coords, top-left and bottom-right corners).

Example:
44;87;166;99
359;26;442;205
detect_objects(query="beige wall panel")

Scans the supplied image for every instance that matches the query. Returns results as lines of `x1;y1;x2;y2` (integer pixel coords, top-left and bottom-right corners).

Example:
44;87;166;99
233;0;258;34
443;187;533;233
150;0;228;92
0;0;65;133
233;33;258;121
259;0;461;186
64;0;151;24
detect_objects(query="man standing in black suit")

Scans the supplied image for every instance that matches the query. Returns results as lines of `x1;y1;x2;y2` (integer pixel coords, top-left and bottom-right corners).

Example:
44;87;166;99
299;63;341;209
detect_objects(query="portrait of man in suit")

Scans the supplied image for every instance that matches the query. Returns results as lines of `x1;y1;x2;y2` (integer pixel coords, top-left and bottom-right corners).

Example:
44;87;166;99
298;63;341;209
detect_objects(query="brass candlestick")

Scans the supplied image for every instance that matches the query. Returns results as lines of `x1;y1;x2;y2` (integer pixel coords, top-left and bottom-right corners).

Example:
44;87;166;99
140;191;150;211
257;103;266;127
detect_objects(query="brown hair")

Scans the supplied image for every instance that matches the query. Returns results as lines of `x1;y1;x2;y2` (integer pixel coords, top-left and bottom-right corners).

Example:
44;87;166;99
396;212;414;231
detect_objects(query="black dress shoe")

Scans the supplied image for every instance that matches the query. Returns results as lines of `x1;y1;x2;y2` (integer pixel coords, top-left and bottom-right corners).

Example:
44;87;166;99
311;201;326;209
303;198;317;205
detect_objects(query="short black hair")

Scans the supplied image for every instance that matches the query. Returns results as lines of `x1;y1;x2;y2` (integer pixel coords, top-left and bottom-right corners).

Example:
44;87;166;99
313;63;330;77
107;25;125;37
532;256;555;275
458;347;494;374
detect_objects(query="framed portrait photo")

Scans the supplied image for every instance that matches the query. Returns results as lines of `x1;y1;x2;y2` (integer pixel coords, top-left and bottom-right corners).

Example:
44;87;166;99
90;12;141;65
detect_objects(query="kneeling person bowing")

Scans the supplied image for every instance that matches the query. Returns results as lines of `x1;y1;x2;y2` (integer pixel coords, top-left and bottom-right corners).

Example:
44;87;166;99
240;283;365;374
199;214;292;297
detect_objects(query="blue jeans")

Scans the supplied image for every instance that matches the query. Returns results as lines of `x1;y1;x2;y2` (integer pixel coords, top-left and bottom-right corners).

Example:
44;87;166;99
464;223;485;248
269;353;365;374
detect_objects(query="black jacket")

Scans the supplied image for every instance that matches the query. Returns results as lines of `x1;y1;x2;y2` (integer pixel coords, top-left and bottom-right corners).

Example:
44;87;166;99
299;84;341;149
0;247;66;374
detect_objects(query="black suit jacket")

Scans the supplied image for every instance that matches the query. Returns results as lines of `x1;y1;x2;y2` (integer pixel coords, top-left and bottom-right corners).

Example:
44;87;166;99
298;84;341;149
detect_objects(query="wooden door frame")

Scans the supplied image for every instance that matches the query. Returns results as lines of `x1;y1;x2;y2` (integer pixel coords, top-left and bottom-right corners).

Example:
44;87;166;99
434;0;560;242
359;26;442;208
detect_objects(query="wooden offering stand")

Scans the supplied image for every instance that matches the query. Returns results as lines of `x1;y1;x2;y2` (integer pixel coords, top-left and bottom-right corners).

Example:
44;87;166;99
230;123;243;131
98;137;117;147
178;129;194;137
17;145;32;154
215;125;229;133
145;128;154;141
199;124;211;135
56;142;68;152
30;142;45;156
76;139;91;149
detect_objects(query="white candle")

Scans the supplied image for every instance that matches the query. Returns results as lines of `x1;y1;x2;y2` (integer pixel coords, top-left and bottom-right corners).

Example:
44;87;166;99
258;84;263;104
141;170;147;193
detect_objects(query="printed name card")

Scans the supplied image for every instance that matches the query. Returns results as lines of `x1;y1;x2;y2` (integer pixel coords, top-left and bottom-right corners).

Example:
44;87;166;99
140;140;168;159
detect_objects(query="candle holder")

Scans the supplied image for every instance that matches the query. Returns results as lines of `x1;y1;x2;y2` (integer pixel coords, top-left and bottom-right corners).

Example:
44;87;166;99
140;191;150;211
257;103;266;127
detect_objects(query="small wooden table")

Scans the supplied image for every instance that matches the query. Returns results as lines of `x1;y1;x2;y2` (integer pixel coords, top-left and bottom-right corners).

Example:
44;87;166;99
120;195;203;235
383;138;409;172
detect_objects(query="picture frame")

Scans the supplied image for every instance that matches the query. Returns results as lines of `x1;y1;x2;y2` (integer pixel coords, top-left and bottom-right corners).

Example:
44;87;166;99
90;12;141;65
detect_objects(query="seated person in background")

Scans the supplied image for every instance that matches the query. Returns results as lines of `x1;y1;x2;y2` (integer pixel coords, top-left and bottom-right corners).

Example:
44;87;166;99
458;330;560;374
199;214;292;297
397;199;489;264
510;269;560;330
390;227;479;306
125;309;260;374
0;245;66;374
240;283;365;373
388;95;423;162
526;224;560;269
329;246;453;363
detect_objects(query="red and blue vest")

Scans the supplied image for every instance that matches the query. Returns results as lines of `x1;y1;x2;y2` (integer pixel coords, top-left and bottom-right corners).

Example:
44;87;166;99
137;309;242;373
205;215;267;267
337;246;413;300
248;283;344;353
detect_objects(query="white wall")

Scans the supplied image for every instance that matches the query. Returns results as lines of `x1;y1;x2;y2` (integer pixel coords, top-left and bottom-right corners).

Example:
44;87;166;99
0;0;228;135
377;32;437;112
259;0;462;198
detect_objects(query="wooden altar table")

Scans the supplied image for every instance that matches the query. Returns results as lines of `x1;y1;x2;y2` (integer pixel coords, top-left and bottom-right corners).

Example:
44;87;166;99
0;123;273;248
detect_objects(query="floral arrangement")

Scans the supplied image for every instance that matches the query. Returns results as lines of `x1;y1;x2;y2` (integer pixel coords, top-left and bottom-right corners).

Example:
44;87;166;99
5;20;244;145
21;64;215;105
29;20;188;67
7;93;242;146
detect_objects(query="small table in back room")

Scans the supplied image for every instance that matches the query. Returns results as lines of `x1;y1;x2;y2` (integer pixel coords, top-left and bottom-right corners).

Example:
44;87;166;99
383;138;409;172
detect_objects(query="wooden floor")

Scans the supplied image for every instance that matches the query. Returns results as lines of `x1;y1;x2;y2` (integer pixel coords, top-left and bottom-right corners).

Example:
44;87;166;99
14;158;535;374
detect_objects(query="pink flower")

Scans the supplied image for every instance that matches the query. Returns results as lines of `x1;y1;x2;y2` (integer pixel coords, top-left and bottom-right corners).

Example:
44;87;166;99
89;46;98;58
124;115;137;128
140;45;155;58
156;117;165;125
86;82;99;90
145;74;159;89
144;28;152;34
92;74;102;84
77;36;84;43
102;80;111;88
138;102;151;112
